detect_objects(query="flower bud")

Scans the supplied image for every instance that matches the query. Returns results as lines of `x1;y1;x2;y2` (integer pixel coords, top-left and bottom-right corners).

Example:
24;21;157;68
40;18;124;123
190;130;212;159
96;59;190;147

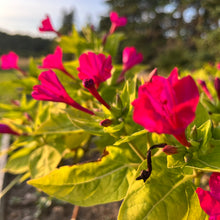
162;145;178;155
100;119;112;127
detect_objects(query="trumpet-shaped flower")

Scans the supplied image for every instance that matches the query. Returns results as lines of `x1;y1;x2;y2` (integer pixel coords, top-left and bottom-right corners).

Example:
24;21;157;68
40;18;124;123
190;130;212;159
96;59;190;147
1;51;27;76
109;11;127;34
77;52;112;89
39;46;74;79
39;15;60;36
132;68;199;146
117;47;143;83
196;173;220;219
0;124;20;135
32;70;94;115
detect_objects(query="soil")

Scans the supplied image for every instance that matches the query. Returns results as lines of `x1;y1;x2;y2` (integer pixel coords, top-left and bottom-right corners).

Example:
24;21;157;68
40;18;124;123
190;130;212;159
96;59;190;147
3;174;121;220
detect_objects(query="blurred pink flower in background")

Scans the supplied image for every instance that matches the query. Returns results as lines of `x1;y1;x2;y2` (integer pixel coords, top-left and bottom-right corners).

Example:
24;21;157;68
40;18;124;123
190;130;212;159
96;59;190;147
0;124;20;135
117;46;143;83
32;70;94;115
109;11;127;34
217;63;220;70
39;15;61;37
132;68;199;147
1;51;27;76
77;52;112;89
39;46;75;79
196;173;220;219
197;79;213;101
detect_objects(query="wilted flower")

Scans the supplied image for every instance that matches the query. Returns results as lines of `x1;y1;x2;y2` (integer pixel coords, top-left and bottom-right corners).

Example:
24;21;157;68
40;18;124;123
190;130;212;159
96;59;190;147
109;11;127;34
0;124;20;135
197;79;213;101
1;51;26;76
39;15;61;37
77;52;112;89
39;46;74;79
196;172;220;219
214;77;220;100
32;70;94;115
132;68;199;147
117;46;143;83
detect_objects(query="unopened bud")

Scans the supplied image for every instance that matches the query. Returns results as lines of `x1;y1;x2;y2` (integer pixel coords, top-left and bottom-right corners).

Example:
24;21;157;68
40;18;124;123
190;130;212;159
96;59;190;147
197;79;213;100
214;77;220;100
100;119;112;127
24;112;33;122
83;78;95;89
11;100;20;106
162;145;178;155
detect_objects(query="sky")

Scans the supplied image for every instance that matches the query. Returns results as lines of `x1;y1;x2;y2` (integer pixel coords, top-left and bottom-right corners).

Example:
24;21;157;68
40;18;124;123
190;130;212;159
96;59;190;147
0;0;109;38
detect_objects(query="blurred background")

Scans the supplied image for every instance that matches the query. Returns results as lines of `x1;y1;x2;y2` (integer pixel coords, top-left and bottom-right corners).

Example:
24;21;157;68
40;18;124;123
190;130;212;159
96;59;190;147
0;0;220;71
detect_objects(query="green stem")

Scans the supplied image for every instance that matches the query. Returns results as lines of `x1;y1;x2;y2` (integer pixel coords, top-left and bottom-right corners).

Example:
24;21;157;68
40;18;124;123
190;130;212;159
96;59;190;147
127;142;145;161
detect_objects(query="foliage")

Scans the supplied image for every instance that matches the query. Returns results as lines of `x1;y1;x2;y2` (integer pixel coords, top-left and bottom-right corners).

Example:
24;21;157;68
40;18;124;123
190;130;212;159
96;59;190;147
0;10;220;220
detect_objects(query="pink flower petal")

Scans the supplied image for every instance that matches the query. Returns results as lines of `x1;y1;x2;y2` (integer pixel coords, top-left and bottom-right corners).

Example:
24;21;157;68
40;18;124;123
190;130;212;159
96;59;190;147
39;15;55;32
1;51;19;70
77;52;112;88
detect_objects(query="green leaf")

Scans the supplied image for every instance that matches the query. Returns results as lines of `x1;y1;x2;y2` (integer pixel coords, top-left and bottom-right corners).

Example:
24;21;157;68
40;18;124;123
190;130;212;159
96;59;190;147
34;112;82;135
28;146;141;206
66;108;104;135
5;141;38;174
104;33;125;57
29;145;62;179
118;157;207;220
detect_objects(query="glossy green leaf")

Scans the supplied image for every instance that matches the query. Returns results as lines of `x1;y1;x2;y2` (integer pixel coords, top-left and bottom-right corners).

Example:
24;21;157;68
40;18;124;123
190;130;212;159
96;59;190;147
28;146;141;206
29;145;62;178
118;157;207;220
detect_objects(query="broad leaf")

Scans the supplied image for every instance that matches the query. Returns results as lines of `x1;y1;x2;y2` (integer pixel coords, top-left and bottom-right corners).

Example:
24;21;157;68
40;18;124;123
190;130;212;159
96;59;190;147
28;145;141;206
29;145;62;178
118;157;207;220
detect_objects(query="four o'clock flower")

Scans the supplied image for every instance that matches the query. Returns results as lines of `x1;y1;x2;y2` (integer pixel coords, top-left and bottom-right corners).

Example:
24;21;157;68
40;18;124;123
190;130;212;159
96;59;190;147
132;67;200;147
0;124;20;135
214;77;220;100
39;15;61;37
109;11;127;35
32;70;94;115
197;79;213;101
39;46;75;80
77;52;112;109
117;47;143;83
196;172;220;219
1;51;27;76
103;11;127;45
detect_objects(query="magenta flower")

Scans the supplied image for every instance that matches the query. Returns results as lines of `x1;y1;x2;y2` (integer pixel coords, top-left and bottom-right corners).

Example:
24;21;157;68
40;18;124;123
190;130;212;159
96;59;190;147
132;68;200;147
197;79;213;101
217;63;220;70
0;124;20;135
117;47;143;83
1;51;27;76
39;15;61;37
39;46;75;79
196;173;220;219
214;77;220;100
77;52;112;89
109;11;127;34
32;70;94;115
